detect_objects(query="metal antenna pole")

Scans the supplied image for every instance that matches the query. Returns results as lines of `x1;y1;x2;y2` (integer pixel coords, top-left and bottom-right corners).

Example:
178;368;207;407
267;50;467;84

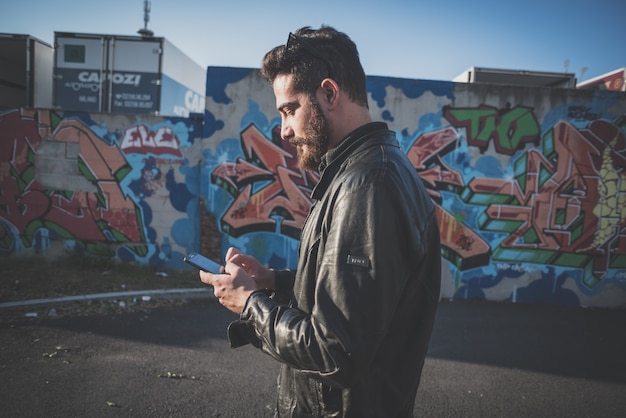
138;0;154;37
144;0;151;31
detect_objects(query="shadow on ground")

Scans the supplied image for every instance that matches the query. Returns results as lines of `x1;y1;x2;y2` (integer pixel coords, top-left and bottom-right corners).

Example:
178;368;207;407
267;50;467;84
34;298;626;384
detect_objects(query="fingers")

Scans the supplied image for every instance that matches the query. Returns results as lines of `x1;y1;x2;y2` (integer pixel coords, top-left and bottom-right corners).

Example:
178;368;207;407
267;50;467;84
197;248;261;314
202;265;255;315
200;271;226;300
199;270;212;285
199;264;237;292
224;247;261;271
225;247;242;262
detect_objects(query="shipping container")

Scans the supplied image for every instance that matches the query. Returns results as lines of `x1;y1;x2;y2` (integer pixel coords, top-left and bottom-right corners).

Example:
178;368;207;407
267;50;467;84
577;68;626;92
0;33;54;108
53;32;206;116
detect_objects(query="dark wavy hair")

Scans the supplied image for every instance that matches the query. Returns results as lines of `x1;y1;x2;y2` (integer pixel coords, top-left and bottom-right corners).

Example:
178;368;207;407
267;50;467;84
261;26;368;107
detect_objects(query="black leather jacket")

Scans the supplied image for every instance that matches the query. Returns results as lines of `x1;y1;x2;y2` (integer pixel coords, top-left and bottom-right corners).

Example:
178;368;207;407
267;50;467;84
229;122;441;417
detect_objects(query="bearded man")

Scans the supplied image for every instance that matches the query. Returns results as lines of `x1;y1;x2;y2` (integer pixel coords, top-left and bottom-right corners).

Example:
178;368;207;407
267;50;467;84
200;26;441;417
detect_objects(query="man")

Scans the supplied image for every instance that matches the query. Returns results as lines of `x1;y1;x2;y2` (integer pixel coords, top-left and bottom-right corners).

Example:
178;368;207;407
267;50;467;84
200;26;441;417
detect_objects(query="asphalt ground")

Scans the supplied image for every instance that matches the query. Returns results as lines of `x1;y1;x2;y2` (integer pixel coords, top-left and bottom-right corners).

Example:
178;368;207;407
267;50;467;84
1;296;625;417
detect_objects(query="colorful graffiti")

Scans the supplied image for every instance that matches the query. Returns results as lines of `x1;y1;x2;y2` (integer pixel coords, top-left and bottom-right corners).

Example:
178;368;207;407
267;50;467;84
119;124;183;157
0;109;145;256
202;71;626;307
444;104;540;155
208;106;626;290
456;116;626;287
0;108;199;267
211;124;317;240
2;69;625;307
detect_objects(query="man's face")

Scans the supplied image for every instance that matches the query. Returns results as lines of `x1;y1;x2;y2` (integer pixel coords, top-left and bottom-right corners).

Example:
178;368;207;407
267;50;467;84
273;74;329;171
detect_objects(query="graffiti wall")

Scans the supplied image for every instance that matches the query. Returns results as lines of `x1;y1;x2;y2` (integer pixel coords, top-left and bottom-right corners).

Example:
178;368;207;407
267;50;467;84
201;67;626;308
1;66;625;307
0;108;204;270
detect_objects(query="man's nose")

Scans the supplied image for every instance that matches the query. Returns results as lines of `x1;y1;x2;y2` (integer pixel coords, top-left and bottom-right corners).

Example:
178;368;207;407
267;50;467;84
280;123;293;141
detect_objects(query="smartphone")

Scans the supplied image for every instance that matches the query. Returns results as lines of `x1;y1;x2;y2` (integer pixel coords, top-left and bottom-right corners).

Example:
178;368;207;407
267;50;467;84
184;253;223;274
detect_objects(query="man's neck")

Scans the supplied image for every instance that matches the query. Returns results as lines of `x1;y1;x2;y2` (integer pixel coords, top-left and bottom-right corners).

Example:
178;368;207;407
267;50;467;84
327;106;373;148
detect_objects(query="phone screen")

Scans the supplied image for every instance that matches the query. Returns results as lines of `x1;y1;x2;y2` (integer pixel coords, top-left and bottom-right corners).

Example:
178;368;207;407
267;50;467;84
184;253;222;274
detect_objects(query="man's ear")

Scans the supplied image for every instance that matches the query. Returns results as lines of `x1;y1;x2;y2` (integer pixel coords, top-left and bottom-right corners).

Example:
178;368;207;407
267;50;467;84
319;78;340;108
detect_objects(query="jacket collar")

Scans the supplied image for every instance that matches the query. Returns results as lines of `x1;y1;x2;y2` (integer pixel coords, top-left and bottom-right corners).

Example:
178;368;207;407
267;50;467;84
311;122;390;200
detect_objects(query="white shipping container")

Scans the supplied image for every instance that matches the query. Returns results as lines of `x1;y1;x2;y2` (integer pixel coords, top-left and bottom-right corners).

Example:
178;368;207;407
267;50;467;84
53;32;205;116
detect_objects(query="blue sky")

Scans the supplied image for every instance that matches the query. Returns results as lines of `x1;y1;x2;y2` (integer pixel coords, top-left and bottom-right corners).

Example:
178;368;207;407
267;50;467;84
2;0;624;82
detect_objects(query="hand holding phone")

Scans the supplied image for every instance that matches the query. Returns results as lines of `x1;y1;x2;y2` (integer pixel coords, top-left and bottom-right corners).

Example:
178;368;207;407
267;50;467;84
184;253;223;274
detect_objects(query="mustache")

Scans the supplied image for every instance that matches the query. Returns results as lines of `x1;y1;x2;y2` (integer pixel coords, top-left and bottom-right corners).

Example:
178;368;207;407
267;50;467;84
289;137;309;146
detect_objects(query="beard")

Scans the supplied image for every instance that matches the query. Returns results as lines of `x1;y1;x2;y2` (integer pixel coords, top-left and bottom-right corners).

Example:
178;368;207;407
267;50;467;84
291;98;329;171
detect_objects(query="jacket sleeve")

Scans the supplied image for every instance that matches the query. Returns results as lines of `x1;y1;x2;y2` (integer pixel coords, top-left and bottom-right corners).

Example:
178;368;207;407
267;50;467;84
227;268;295;348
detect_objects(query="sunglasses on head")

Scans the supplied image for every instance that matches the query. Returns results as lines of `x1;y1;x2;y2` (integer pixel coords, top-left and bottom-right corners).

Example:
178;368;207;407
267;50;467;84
286;32;334;79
